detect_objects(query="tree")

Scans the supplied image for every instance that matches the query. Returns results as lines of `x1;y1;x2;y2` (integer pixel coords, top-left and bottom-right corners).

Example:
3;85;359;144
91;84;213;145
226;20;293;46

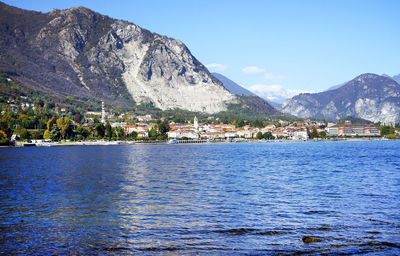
56;117;70;139
0;129;8;144
94;123;105;138
128;130;138;140
43;129;51;140
148;127;159;139
263;131;274;140
47;117;57;130
380;125;395;136
251;119;264;128
158;120;170;135
73;126;90;139
31;130;44;140
73;113;83;123
256;131;263;140
173;114;185;124
309;127;319;138
50;126;60;141
115;126;125;139
105;121;112;140
14;128;30;141
319;131;327;138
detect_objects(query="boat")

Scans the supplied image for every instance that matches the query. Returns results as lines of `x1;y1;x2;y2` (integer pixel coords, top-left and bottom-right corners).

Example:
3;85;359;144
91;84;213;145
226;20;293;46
168;139;179;144
23;143;36;147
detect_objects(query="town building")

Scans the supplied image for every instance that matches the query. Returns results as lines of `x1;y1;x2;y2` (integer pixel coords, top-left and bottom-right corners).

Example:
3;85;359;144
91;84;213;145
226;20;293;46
326;122;380;137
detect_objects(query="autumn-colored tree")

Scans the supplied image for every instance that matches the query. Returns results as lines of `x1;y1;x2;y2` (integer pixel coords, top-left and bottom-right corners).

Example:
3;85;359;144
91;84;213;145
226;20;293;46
0;129;7;139
43;129;51;140
73;113;83;123
56;117;70;139
47;118;57;130
309;127;319;138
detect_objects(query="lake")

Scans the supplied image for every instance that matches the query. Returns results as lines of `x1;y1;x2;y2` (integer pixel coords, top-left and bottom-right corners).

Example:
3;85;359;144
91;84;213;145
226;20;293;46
1;141;400;255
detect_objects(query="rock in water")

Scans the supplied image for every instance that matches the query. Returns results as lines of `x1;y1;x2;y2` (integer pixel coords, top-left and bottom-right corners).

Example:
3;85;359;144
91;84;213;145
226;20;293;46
302;236;322;243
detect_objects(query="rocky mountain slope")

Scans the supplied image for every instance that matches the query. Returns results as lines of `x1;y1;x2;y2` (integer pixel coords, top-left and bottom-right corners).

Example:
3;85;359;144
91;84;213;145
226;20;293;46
393;74;400;84
0;2;248;113
281;73;400;124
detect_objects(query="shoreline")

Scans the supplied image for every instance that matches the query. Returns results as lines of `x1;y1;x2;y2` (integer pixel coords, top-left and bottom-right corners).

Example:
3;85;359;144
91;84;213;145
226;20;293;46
1;137;390;148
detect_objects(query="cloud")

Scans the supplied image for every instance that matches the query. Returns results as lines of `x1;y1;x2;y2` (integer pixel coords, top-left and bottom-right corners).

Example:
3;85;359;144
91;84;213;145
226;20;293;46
247;84;312;103
264;73;285;81
206;63;227;71
242;66;265;73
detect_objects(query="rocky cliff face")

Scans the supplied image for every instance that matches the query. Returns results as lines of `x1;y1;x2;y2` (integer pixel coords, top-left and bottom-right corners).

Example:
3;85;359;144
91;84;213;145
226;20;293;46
0;2;236;113
281;73;400;123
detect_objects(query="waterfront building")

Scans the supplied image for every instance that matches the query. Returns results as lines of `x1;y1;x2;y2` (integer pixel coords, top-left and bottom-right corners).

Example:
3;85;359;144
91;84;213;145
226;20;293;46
326;123;380;137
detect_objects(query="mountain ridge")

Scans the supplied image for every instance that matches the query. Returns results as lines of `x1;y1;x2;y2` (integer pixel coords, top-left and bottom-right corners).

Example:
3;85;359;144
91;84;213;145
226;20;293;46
281;73;400;123
0;2;276;115
211;73;255;96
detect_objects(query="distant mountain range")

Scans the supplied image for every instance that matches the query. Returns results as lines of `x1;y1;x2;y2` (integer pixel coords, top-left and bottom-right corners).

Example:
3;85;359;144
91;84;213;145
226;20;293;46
393;74;400;84
281;73;400;123
212;72;282;108
212;73;254;96
383;73;400;85
0;2;277;115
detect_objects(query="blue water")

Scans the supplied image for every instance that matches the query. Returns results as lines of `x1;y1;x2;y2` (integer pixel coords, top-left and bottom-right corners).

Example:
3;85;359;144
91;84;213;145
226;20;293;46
1;141;400;255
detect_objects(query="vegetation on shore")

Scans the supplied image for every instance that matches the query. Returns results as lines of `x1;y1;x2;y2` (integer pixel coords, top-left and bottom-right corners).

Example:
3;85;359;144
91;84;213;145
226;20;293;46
1;74;400;146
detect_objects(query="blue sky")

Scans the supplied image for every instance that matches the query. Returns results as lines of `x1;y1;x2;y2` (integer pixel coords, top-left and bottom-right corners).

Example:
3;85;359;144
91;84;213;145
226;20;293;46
4;0;400;102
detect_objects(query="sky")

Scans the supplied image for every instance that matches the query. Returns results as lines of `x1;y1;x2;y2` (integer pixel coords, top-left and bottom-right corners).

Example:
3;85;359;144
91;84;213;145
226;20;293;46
4;0;400;102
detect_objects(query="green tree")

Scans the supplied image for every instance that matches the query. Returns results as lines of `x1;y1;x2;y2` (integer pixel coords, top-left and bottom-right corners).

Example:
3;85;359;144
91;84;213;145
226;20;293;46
380;125;395;136
31;130;44;140
263;131;274;140
251;119;264;128
158;120;170;135
115;126;125;139
128;130;138;140
73;126;91;139
105;121;112;140
94;123;105;138
14;127;30;141
148;127;159;139
50;126;60;141
173;114;185;123
237;119;245;127
256;131;263;139
319;131;327;138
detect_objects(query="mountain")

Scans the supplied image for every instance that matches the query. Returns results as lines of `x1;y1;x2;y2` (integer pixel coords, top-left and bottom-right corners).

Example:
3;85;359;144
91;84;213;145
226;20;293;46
212;73;254;96
212;72;282;108
325;82;347;92
281;73;400;124
0;2;267;114
391;74;400;84
266;101;282;109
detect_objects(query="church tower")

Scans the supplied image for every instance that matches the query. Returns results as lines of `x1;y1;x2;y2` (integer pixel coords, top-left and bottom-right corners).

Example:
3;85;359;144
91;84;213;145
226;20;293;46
194;116;198;130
